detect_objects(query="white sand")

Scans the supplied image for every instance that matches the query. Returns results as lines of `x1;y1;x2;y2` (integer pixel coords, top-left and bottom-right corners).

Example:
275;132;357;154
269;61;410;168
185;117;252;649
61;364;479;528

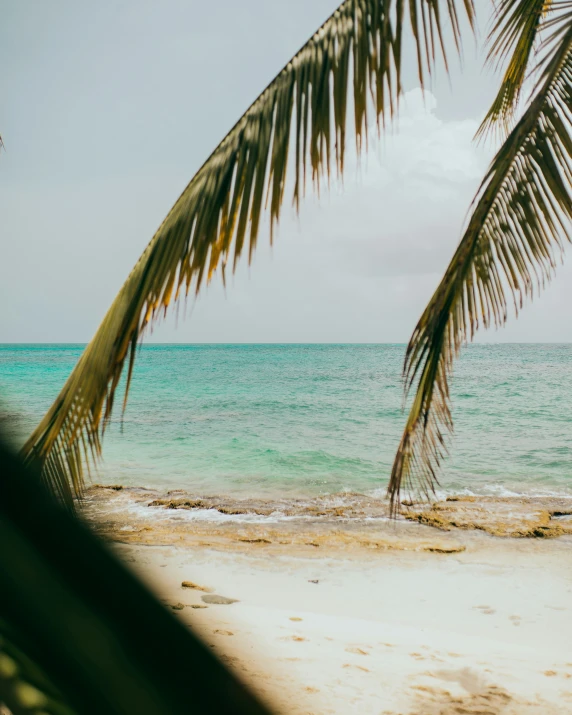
117;533;572;714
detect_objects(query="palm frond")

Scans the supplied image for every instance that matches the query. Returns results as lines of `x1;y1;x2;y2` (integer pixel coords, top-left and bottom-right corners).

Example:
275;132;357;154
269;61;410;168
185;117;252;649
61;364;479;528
477;0;554;139
0;435;270;714
0;625;74;715
22;0;474;504
389;11;572;512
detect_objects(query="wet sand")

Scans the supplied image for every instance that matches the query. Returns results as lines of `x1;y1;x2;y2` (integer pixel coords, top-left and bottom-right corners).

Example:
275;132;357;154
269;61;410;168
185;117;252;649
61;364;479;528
84;487;572;714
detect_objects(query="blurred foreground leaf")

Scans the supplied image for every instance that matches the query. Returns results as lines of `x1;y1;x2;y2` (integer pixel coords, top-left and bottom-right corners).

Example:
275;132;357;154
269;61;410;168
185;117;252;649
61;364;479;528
0;437;271;715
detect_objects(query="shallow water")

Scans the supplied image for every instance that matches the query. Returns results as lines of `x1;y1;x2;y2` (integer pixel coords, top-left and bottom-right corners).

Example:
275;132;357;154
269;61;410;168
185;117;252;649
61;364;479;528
1;343;572;497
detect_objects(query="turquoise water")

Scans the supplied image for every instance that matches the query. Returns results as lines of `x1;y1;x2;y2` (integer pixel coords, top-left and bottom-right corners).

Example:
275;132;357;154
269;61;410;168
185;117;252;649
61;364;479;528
1;344;572;497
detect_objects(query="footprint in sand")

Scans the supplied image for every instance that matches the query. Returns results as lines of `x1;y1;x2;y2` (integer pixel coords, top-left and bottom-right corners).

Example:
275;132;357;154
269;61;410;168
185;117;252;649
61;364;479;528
342;663;370;672
474;605;496;615
345;647;370;656
281;635;305;642
213;629;234;636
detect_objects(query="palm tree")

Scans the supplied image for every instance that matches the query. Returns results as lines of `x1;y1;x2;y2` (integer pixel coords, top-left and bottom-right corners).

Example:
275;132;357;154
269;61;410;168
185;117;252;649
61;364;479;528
19;0;572;507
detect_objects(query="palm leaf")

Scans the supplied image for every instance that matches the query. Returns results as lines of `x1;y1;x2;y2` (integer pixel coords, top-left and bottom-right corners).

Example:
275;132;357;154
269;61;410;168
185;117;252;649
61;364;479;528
476;0;554;139
21;0;474;504
389;11;572;512
0;435;270;714
0;625;75;715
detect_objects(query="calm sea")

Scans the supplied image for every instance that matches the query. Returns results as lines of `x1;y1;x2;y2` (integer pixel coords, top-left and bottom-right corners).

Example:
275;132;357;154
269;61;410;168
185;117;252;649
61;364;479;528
1;344;571;498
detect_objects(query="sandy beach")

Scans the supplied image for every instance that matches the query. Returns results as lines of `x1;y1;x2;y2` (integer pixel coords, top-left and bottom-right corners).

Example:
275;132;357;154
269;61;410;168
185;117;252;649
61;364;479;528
85;487;572;714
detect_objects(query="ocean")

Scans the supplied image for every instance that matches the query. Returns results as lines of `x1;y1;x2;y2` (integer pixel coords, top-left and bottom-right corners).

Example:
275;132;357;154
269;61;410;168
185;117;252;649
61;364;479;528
1;343;572;499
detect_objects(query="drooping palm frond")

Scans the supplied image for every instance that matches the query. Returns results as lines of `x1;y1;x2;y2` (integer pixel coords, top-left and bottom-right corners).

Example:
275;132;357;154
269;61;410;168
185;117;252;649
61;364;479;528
477;0;554;139
389;11;572;512
22;0;474;504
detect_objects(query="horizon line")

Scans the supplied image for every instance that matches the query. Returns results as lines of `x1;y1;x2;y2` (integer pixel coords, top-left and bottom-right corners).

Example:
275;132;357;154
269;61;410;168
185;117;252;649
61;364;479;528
2;341;572;346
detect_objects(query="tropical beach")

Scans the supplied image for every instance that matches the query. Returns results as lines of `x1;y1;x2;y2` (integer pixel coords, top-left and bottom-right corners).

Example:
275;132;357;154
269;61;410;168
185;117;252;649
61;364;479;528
84;485;572;714
4;0;572;711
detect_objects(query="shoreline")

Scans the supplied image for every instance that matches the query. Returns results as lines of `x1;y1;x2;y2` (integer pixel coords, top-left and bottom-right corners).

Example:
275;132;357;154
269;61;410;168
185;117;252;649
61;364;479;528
85;485;572;547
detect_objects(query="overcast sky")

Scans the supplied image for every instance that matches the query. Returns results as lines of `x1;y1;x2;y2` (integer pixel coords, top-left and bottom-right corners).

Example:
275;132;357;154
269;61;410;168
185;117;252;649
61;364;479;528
2;0;572;343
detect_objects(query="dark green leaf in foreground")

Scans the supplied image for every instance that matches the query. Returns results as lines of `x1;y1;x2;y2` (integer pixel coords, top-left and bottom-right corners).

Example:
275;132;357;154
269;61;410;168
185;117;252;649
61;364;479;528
0;437;271;714
21;0;474;504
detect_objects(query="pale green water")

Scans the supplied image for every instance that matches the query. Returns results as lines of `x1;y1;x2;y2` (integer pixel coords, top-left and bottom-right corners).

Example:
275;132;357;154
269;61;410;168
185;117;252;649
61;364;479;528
1;344;571;497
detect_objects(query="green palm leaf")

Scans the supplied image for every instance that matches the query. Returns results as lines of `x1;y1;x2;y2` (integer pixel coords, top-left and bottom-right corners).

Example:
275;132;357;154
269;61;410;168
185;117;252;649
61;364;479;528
22;0;474;504
389;10;572;511
477;0;553;138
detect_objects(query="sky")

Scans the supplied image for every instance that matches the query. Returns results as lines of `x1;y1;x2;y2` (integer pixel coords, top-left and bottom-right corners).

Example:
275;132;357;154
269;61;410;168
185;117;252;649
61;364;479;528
2;0;572;343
